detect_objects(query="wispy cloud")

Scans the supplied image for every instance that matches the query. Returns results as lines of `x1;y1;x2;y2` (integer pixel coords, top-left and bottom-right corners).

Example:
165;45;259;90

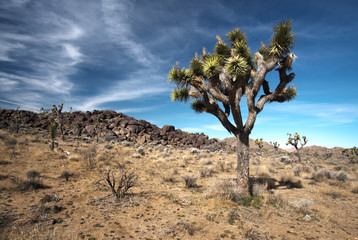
268;102;358;126
100;0;160;67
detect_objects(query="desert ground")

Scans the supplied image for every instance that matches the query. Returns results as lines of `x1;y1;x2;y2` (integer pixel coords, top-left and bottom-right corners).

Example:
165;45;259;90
0;129;357;240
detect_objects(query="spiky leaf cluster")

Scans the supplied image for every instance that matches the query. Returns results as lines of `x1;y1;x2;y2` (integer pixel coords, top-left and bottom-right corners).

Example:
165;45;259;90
270;141;280;149
168;65;193;87
225;56;248;78
226;27;247;46
191;99;205;113
255;138;264;149
190;58;204;77
232;40;252;67
171;87;190;102
270;20;295;57
214;42;231;59
286;133;307;148
203;55;222;78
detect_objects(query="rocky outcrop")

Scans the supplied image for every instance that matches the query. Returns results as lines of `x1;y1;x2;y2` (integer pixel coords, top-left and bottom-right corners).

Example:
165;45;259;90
0;109;220;149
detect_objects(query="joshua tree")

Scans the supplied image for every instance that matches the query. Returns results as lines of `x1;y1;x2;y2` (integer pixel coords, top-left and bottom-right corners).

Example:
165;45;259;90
270;141;280;156
254;138;264;153
168;20;297;193
286;133;307;162
49;123;57;151
51;103;65;141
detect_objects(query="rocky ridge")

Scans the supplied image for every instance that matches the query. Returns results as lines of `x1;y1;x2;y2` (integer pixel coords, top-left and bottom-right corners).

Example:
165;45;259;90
0;109;221;149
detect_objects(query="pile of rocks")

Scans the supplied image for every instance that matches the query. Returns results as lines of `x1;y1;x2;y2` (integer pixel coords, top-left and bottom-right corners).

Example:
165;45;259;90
0;109;221;149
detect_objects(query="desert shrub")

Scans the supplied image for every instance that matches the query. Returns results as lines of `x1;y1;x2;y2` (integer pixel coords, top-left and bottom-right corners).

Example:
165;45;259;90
280;156;292;165
217;161;226;172
26;170;40;181
227;210;240;225
279;174;303;188
182;175;197;188
216;179;242;202
311;168;332;181
293;165;301;176
302;165;311;173
244;227;261;240
264;193;288;208
255;166;271;178
83;144;97;170
163;175;177;183
241;195;263;208
200;167;214;177
59;171;73;181
104;167;137;201
333;171;349;182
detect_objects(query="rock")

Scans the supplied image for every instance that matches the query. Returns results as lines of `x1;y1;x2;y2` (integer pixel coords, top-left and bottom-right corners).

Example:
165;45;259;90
104;131;117;142
137;134;151;144
303;214;312;222
162;125;175;133
190;148;200;154
137;146;145;156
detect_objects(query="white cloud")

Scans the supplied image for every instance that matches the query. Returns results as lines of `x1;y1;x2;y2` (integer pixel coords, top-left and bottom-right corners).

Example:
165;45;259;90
62;43;82;64
204;124;227;131
100;0;160;67
181;127;203;133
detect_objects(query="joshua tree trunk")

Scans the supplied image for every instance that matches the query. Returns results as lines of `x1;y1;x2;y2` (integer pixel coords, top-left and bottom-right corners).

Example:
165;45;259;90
237;133;250;194
295;147;301;162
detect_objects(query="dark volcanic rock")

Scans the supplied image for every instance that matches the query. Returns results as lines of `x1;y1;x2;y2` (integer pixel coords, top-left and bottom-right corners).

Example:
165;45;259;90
0;109;220;150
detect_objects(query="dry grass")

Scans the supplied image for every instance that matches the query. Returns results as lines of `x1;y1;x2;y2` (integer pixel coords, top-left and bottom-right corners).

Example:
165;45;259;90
0;129;357;239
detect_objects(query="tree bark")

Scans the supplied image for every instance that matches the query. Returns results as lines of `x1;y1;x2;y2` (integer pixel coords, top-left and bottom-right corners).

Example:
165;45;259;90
236;133;250;194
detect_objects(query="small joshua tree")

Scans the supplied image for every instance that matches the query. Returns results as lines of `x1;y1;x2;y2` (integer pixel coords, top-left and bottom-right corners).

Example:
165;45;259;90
270;141;280;156
49;123;57;151
254;138;264;153
51;103;65;141
286;133;307;162
168;21;297;193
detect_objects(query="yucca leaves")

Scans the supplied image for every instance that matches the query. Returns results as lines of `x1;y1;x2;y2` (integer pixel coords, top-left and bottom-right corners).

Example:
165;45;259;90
214;42;231;59
168;65;193;86
232;40;252;66
226;27;247;46
171;87;190;102
191;99;205;113
225;56;248;78
190;58;204;77
270;20;295;57
203;55;222;78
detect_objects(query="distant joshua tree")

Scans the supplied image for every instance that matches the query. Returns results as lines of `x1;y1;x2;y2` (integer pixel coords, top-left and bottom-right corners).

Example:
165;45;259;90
286;133;307;162
51;103;65;141
255;138;264;152
270;141;280;156
168;20;297;194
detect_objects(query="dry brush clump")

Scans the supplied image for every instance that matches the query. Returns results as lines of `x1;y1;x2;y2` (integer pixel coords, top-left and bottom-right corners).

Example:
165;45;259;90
182;175;198;188
104;167;138;201
311;168;349;182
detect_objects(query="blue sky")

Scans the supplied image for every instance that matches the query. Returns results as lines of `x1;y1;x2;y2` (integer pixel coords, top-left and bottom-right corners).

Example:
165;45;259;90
0;0;357;148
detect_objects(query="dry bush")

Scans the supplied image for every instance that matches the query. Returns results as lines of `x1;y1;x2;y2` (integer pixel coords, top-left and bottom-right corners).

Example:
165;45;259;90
279;174;302;188
104;167;137;201
83;144;97;170
217;161;226;172
59;171;73;181
200;167;214;178
293;165;301;176
264;193;288;208
216;179;242;202
182;175;197;188
311;168;332;181
255;166;271;178
332;171;349;182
